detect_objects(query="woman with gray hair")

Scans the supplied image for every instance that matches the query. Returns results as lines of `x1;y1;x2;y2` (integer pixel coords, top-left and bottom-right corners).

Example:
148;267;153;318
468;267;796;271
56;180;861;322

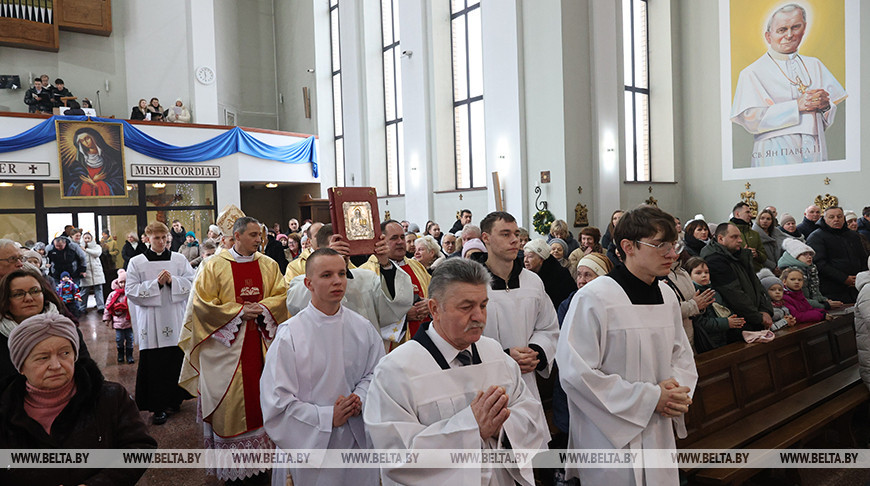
0;313;156;485
413;234;443;272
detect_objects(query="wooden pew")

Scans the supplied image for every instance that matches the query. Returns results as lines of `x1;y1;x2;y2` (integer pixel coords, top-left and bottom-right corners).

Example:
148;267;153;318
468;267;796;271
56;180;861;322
678;314;869;485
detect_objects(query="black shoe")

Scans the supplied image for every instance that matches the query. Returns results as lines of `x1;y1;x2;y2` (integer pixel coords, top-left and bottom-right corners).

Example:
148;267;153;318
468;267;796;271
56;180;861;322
117;350;124;363
127;357;135;364
152;412;168;425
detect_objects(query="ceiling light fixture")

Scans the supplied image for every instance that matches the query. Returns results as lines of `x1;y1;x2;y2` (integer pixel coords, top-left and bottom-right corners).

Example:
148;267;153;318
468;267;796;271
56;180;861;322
0;182;12;187
25;184;34;191
265;183;278;189
152;183;166;189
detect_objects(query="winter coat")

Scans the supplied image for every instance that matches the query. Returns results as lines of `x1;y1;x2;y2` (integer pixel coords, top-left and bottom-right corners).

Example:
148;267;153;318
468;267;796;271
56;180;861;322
752;222;792;271
857;217;870;241
130;106;147;120
56;280;81;304
121;241;145;270
781;288;827;324
691;282;731;352
548;233;581;256
0;358;156;486
179;241;201;266
684;232;708;257
264;236;289;274
169;226;186;253
103;280;131;330
46;237;85;281
769;302;793;331
780;226;806;241
665;263;701;351
536;255;576;310
854;270;870;392
24;87;53;113
80;241;105;287
806;218;868;303
731;217;767;272
797;217;820;239
777;252;829;309
166;105;192;123
701;240;774;339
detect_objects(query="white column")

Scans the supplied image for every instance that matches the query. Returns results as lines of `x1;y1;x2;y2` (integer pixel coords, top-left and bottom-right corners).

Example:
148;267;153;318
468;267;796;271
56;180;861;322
480;0;526;225
187;0;219;124
589;0;621;224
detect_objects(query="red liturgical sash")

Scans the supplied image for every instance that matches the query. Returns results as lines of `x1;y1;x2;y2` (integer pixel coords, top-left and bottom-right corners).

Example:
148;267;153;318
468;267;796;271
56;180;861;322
399;263;425;338
230;260;266;431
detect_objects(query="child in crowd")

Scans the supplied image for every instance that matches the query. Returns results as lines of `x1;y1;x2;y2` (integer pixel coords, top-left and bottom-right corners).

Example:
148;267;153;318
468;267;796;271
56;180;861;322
759;270;796;331
103;269;134;364
781;267;829;324
685;257;745;352
55;271;82;317
778;239;843;310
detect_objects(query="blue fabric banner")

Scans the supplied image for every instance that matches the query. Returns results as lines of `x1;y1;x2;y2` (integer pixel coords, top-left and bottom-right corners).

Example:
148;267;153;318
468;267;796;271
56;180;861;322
0;115;318;177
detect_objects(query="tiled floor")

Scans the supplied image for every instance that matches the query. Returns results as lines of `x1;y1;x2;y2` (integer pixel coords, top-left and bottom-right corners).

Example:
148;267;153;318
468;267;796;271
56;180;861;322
78;303;870;486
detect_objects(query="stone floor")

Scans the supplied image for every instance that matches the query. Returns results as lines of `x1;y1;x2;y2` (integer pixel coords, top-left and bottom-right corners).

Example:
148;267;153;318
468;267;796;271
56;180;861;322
77;301;870;486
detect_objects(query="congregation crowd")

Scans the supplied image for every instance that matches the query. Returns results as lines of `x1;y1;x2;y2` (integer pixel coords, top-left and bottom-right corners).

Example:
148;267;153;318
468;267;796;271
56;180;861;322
1;199;869;486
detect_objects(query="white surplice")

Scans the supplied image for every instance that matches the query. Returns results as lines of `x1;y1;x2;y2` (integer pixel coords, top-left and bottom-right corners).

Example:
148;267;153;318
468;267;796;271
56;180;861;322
482;268;559;435
731;49;847;166
261;302;385;486
364;328;549;486
126;251;194;349
285;266;413;336
556;277;697;486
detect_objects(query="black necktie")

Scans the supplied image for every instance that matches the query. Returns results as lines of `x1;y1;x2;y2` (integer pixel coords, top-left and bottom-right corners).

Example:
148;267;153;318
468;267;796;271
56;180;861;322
456;350;472;367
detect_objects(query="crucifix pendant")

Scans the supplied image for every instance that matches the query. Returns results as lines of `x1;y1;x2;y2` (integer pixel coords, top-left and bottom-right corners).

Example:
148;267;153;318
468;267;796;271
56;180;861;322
796;76;808;94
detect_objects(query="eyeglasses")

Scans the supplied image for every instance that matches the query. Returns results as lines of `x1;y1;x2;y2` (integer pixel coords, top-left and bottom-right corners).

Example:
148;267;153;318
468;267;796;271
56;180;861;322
635;240;681;255
0;255;25;264
10;288;42;300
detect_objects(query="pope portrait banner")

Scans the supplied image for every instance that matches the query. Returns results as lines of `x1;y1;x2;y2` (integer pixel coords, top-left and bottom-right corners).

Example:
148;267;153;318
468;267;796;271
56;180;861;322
719;0;860;180
56;120;128;199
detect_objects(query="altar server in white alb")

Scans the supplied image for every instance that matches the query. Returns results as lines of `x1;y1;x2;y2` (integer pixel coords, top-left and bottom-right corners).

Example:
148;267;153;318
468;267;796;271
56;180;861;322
731;3;847;166
557;206;697;485
262;248;385;486
469;211;559;435
286;224;413;345
126;220;195;425
365;258;549;486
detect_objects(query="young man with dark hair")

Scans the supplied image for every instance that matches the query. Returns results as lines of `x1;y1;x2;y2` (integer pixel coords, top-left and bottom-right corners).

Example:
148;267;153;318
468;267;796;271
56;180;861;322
471;210;558;438
730;201;767;271
50;78;74;108
557;205;696;485
449;209;473;234
24;78;53;113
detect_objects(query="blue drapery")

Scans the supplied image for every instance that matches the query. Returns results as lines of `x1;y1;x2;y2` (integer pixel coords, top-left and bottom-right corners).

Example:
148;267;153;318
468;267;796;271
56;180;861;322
0;115;318;177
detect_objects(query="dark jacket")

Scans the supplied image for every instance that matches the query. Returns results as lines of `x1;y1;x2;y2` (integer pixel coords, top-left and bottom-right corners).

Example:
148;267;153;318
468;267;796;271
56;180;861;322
796;217;820;239
535;255;576;310
24;87;53;113
448;219;465;235
121;241;145;270
0;358;156;486
691;282;731;352
684;232;708;257
49;86;74;107
857;216;870;241
806;218;868;303
731;217;767;272
46;237;84;281
169;226;186;253
264;235;289;274
0;318;88;385
130;106;147;120
701;240;773;340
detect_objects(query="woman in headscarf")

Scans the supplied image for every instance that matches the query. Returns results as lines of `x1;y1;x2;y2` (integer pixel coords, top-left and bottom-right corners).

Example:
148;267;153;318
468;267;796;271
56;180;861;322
166;98;192;123
0;267;88;383
0;313;156;485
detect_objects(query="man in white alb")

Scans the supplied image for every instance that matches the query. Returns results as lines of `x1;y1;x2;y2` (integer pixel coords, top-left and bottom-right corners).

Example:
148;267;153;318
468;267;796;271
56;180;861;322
731;3;847;166
262;248;385;486
365;258;549;485
557;206;697;485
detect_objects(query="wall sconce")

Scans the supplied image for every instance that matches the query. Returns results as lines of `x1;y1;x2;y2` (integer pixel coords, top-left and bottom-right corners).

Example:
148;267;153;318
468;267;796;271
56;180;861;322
152;183;166;189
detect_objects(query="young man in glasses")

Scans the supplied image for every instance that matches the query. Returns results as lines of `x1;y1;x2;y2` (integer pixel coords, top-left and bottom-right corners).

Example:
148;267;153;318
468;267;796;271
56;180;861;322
556;205;697;485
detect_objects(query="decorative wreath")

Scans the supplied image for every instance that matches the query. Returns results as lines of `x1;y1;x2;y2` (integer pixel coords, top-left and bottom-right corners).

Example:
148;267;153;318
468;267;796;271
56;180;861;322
532;209;555;235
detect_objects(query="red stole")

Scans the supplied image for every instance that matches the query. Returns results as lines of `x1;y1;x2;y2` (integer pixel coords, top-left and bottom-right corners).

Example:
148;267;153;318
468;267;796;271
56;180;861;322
80;166;111;196
399;262;426;338
230;260;266;432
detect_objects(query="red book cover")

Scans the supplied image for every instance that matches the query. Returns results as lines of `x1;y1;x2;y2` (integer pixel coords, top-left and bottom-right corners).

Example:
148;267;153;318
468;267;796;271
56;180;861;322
328;187;382;256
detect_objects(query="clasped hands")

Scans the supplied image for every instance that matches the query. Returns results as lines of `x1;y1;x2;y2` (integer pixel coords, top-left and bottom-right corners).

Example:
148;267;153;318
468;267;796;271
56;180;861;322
156;269;172;286
798;89;831;113
240;302;264;321
509;346;539;374
472;386;510;440
656;377;692;418
333;393;362;427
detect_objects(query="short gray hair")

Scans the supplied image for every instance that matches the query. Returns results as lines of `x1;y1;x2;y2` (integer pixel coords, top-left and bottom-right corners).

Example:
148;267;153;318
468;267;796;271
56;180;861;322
0;239;17;252
461;224;481;239
428;258;491;303
233;216;260;236
767;3;807;32
415;235;441;254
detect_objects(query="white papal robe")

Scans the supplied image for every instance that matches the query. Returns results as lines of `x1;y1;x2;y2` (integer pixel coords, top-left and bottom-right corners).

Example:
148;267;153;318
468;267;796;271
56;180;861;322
285;266;413;338
126;251;194;349
482;266;559;436
556;277;697;486
731;49;847;166
261;302;385;486
364;324;549;486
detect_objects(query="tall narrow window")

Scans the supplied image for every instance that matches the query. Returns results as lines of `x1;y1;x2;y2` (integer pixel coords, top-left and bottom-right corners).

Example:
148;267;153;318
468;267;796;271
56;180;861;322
623;0;650;182
330;0;346;185
382;0;404;195
451;0;485;189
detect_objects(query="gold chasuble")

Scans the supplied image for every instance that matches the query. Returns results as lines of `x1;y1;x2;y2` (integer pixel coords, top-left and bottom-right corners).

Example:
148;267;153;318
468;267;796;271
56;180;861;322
179;250;288;437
